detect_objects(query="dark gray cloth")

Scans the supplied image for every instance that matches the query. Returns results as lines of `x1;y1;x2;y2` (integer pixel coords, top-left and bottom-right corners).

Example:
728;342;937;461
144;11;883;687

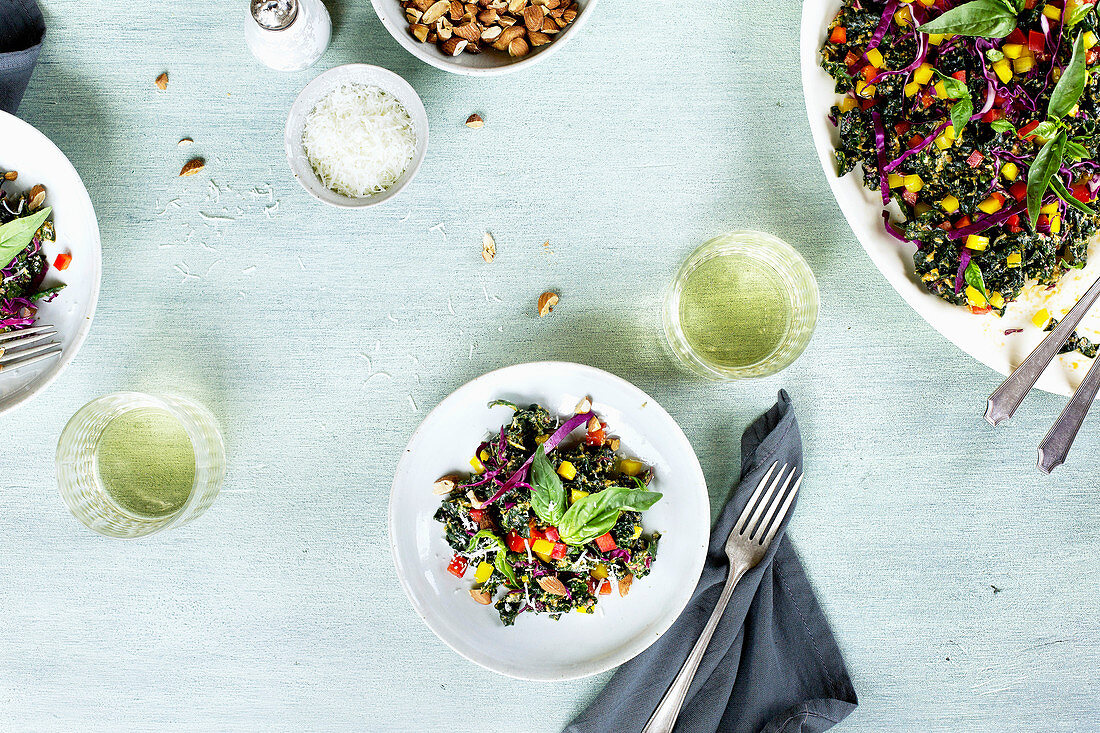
0;0;43;114
565;391;857;733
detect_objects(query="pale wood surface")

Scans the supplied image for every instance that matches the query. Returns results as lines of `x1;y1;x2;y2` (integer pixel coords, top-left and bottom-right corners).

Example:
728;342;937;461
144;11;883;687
2;0;1099;730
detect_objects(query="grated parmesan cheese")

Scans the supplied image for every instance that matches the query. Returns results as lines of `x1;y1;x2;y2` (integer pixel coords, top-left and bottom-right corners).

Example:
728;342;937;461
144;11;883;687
301;83;416;198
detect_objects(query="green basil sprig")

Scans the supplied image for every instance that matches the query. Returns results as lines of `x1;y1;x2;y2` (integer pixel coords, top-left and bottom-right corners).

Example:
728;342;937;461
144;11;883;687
1027;132;1068;226
1048;32;1089;121
529;446;567;526
1066;1;1096;27
0;206;52;271
557;486;662;546
466;530;519;586
964;260;989;300
1050;175;1096;216
935;71;974;134
917;0;1019;38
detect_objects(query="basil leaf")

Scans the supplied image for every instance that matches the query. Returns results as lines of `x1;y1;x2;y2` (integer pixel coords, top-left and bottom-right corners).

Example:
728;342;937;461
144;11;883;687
935;71;970;100
488;399;519;411
917;0;1018;38
964;259;989;300
0;206;52;271
1051;174;1097;217
1032;120;1060;140
990;119;1016;133
1064;139;1090;161
466;530;517;586
1027;132;1067;226
1066;1;1095;26
558;486;663;546
1048;32;1088;120
31;285;64;302
952;97;974;136
529;445;566;526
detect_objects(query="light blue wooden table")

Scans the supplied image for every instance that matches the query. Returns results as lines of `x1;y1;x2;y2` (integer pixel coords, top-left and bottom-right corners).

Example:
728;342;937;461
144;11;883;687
4;1;1099;730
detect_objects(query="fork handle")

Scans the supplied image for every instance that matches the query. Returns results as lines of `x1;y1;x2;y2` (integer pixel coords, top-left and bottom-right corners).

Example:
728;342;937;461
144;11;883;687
986;274;1100;426
641;562;748;733
1037;352;1100;473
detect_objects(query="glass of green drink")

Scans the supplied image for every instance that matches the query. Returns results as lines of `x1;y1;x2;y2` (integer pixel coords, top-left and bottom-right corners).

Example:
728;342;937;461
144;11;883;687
663;231;819;380
56;393;226;538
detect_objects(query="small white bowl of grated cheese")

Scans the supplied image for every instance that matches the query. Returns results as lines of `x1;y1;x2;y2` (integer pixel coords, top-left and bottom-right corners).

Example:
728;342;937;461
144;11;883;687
285;64;428;208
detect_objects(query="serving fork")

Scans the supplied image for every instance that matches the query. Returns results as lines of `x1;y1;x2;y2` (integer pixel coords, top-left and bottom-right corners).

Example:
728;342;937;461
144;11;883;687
0;325;62;373
641;462;802;733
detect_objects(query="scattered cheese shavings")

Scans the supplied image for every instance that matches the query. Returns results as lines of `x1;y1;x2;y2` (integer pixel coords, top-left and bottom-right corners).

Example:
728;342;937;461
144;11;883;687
302;83;416;198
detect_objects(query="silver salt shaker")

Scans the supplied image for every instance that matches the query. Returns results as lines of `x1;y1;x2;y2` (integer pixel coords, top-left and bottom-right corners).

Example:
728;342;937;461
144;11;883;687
245;0;332;72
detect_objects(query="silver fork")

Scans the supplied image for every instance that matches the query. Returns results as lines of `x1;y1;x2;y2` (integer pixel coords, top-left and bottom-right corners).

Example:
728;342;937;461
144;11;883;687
641;462;803;733
0;326;62;372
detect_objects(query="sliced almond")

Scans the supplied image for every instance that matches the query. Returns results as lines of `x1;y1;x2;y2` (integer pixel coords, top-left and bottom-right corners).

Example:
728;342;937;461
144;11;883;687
3;171;16;181
154;72;168;90
609;437;621;451
574;396;592;414
618;574;633;597
522;5;543;30
467;489;485;510
541;18;559;32
586;415;601;433
432;474;462;495
496;23;526;44
436;26;453;40
449;0;465;19
469;588;493;605
411;0;434;10
440;36;467;54
466;113;486;129
453;21;482;41
562;6;576;22
179;158;205;177
422;0;450;24
406;9;423;22
481;24;503;40
178;137;194;147
528;30;550;45
537;290;558;317
410;22;430;41
477;8;499;23
27;184;45;211
481;231;496;261
537;576;569;596
498;14;517;26
465;42;481;54
507;0;527;12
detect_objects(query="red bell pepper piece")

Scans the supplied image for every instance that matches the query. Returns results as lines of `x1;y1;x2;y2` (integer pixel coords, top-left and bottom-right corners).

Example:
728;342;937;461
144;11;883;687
955;215;972;228
861;65;877;82
584;427;605;446
594;533;617;552
1071;183;1093;203
937;221;953;231
968;304;993;315
543;526;560;542
1037;214;1050;232
1009;181;1028;201
506;532;527;553
981;108;1005;123
1029;30;1045;53
599;580;612;596
53;253;72;271
469;508;486;523
952;70;967;82
829;26;847;44
550;542;567;560
1007;28;1026;45
901;189;919;206
908;134;924;148
844;51;859;68
446;554;468;578
1017;120;1042;139
966;151;984;168
859;97;877;110
894;121;910;135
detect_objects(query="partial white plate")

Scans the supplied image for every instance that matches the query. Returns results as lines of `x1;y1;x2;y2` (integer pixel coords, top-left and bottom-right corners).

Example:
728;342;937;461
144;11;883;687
389;362;710;680
0;111;101;415
801;0;1096;396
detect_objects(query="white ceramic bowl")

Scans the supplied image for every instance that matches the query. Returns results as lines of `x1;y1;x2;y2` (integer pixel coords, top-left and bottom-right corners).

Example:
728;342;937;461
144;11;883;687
284;64;428;208
390;362;710;680
801;0;1097;396
0;111;101;416
371;0;597;76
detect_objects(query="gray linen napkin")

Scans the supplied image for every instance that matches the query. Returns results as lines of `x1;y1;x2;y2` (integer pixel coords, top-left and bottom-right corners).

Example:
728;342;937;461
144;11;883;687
0;0;43;114
565;391;857;733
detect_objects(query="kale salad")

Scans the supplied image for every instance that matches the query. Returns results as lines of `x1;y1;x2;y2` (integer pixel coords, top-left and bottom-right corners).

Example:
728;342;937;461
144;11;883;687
0;178;61;332
433;400;662;626
821;0;1100;338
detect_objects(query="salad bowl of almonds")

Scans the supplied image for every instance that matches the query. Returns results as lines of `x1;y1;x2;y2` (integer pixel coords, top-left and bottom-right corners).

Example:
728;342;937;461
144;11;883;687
371;0;594;75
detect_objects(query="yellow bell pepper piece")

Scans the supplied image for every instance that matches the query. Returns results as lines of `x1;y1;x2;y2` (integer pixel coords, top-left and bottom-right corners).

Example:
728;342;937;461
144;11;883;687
1041;201;1060;215
570;489;588;503
927;33;946;45
855;80;876;98
889;173;906;188
470;456;486;474
904;174;924;193
966;235;989;251
934;80;949;99
575;605;592;614
1002;43;1025;59
1033;309;1050;328
1001;162;1019;181
591;563;608;579
1013;56;1036;75
989;292;1005;309
866;48;884;68
557;461;577;480
619;458;645;476
894;8;913;25
1050;214;1062;234
904;81;922;97
940;195;960;213
978;196;1003;215
993;58;1013;83
534;434;549;445
1085;31;1097;50
1006;252;1022;267
474;561;494;584
913;62;934;85
1043;4;1062;20
943;124;957;142
934;134;953;150
965;286;987;307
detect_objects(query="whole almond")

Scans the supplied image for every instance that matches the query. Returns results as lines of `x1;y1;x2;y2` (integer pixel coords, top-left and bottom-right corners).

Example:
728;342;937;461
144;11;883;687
618;574;634;597
481;24;503;40
562;6;576;22
522;5;543;30
469;588;493;605
477;8;499;23
440;37;468;55
528;30;550;45
449;0;464;18
496;24;525;45
432;474;462;495
537;291;559;317
179;158;205;177
453;21;482;41
537;576;569;596
410;23;430;41
466;113;485;129
154;72;168;90
27;184;45;211
507;0;526;12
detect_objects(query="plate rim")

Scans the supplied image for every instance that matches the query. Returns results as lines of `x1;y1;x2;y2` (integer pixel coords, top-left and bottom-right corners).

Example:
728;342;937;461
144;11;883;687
388;360;710;681
0;109;102;416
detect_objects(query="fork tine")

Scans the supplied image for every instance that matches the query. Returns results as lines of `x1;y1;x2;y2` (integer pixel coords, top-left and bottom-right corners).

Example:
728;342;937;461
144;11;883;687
743;464;789;539
0;329;54;355
734;462;778;535
760;474;802;548
0;341;60;363
750;467;797;541
0;325;54;343
0;345;61;372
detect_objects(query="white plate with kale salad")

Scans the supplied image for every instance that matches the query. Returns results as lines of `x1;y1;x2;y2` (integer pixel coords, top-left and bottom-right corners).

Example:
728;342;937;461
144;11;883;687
0;111;101;415
389;362;709;680
803;0;1100;394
